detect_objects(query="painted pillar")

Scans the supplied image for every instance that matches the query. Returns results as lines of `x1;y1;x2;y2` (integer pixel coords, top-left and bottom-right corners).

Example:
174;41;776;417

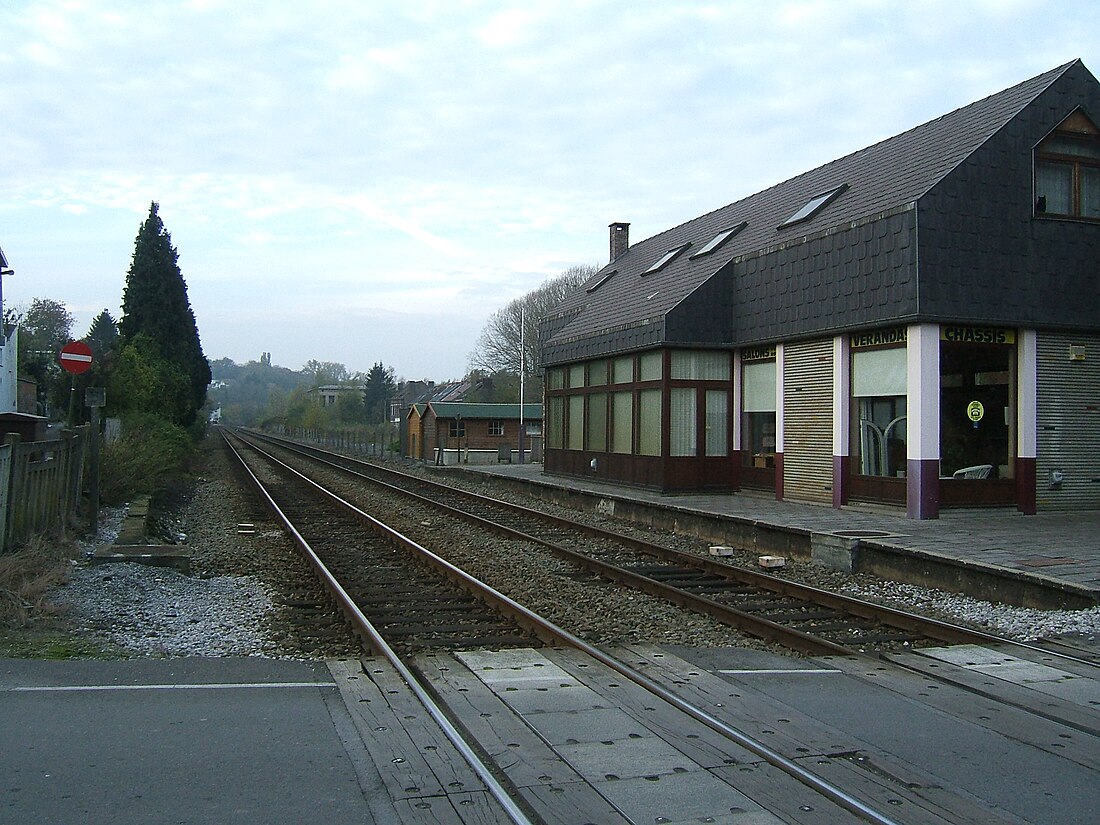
1016;329;1038;514
731;349;743;490
832;334;850;508
907;323;940;519
775;343;785;501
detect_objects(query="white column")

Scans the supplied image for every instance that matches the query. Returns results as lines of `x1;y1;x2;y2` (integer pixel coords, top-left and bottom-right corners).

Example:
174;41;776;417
906;323;940;518
832;335;850;458
775;344;785;455
731;349;742;451
1017;330;1037;460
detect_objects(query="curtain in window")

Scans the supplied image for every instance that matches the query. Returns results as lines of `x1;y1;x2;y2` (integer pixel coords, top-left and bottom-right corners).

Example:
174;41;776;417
671;351;730;380
1036;162;1073;214
568;364;586;389
567;395;584;450
639;352;662;382
705;390;728;456
638;389;662;456
547;397;563;448
852;348;907;397
1083;166;1100;218
611;392;633;453
612;356;633;384
742;361;777;413
587;393;607;452
670;388;696;456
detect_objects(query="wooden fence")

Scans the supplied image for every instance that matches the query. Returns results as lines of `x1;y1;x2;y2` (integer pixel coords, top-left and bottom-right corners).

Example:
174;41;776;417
0;428;88;553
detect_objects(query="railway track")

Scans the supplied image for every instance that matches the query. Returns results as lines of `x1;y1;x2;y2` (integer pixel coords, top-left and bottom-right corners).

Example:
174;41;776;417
223;427;1049;825
235;428;1017;659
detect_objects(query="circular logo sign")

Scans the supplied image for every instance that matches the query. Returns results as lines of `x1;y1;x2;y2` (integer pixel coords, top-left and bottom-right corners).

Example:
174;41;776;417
966;400;985;423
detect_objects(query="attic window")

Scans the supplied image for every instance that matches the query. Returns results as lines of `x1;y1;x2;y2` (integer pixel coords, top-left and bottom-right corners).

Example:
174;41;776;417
1035;110;1100;220
586;269;617;293
641;243;690;275
690;222;747;258
778;184;848;229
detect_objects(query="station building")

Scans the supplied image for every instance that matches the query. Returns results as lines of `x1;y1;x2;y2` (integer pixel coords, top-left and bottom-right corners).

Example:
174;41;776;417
540;60;1100;519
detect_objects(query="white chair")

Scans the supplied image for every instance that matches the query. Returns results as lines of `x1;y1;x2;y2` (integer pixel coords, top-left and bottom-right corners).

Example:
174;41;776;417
953;464;993;479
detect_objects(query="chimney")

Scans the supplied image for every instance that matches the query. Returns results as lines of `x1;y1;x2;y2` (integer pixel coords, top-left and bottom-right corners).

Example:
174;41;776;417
609;222;630;263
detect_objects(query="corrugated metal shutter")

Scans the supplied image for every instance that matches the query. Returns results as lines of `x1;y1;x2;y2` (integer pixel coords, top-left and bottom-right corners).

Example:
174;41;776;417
783;339;834;503
1036;333;1100;511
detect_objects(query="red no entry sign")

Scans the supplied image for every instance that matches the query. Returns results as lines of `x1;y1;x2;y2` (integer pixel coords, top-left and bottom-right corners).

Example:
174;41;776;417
59;340;94;374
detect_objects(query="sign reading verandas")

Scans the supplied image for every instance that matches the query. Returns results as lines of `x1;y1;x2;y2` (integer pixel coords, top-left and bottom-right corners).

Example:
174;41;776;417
851;328;907;348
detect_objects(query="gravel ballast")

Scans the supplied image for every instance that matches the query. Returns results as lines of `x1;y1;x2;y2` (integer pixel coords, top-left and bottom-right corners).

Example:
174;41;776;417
49;437;1100;658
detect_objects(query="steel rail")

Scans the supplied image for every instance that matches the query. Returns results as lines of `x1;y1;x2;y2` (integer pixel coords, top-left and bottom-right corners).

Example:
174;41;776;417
225;429;904;825
243;429;994;653
221;431;539;825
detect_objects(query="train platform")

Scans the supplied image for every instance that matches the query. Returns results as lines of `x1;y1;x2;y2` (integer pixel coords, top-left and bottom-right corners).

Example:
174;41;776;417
450;461;1100;609
0;657;395;825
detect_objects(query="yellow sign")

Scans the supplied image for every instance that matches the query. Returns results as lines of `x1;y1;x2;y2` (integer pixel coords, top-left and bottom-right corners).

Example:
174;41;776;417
941;326;1016;345
967;400;985;422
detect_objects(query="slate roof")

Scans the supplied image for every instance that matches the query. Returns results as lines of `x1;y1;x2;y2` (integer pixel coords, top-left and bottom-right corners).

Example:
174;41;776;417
542;61;1081;362
426;402;543;421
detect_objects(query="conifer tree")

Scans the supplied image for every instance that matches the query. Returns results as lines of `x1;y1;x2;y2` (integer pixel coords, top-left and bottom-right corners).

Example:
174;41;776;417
119;202;210;425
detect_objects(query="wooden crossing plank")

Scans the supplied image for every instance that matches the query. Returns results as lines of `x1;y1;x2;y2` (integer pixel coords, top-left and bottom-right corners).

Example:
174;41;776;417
413;651;588;788
612;644;864;758
542;647;762;768
392;791;507;825
415;651;632;825
328;657;487;810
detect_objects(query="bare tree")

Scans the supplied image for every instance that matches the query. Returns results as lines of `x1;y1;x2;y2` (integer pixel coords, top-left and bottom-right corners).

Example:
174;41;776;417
469;264;596;377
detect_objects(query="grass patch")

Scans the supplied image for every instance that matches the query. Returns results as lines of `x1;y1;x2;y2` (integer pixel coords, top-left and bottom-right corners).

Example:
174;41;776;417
0;534;72;628
0;534;124;659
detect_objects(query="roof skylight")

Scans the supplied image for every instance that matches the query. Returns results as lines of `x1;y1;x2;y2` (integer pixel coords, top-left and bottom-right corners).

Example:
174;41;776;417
642;243;690;275
585;269;617;293
778;184;848;229
690;222;747;258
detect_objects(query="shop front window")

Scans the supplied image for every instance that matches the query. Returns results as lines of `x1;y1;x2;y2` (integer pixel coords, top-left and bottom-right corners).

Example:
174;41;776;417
852;346;907;477
940;330;1015;479
741;359;776;468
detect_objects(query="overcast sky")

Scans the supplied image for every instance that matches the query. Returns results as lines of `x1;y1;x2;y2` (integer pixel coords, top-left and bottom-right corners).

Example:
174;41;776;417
2;1;1097;381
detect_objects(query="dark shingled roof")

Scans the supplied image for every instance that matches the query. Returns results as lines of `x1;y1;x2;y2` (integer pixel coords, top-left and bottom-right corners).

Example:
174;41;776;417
543;61;1080;360
426;402;543;420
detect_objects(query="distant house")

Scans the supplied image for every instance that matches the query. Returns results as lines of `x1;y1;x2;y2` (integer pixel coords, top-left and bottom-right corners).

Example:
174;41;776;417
541;60;1100;518
309;384;364;407
406;402;543;464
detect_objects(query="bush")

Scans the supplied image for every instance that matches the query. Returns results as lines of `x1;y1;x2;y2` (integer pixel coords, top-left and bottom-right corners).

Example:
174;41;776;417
99;413;193;504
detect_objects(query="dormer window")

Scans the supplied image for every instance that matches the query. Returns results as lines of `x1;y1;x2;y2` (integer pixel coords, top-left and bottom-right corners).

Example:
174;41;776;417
778;184;848;229
1035;110;1100;220
642;243;690;275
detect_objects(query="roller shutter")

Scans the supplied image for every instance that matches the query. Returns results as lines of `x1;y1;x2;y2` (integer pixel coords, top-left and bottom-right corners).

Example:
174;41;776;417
783;339;834;503
1036;333;1100;511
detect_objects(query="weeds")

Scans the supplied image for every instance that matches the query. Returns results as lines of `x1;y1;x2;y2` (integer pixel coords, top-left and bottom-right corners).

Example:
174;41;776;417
0;534;74;628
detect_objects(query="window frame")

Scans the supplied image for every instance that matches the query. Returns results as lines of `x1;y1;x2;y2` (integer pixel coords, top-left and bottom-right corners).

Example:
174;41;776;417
1034;110;1100;221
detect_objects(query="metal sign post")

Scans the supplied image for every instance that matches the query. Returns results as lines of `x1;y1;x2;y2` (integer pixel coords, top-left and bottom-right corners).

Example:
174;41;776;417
85;387;105;536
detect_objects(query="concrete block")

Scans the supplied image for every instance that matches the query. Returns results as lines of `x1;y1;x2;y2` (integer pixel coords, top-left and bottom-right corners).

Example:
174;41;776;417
811;533;861;573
